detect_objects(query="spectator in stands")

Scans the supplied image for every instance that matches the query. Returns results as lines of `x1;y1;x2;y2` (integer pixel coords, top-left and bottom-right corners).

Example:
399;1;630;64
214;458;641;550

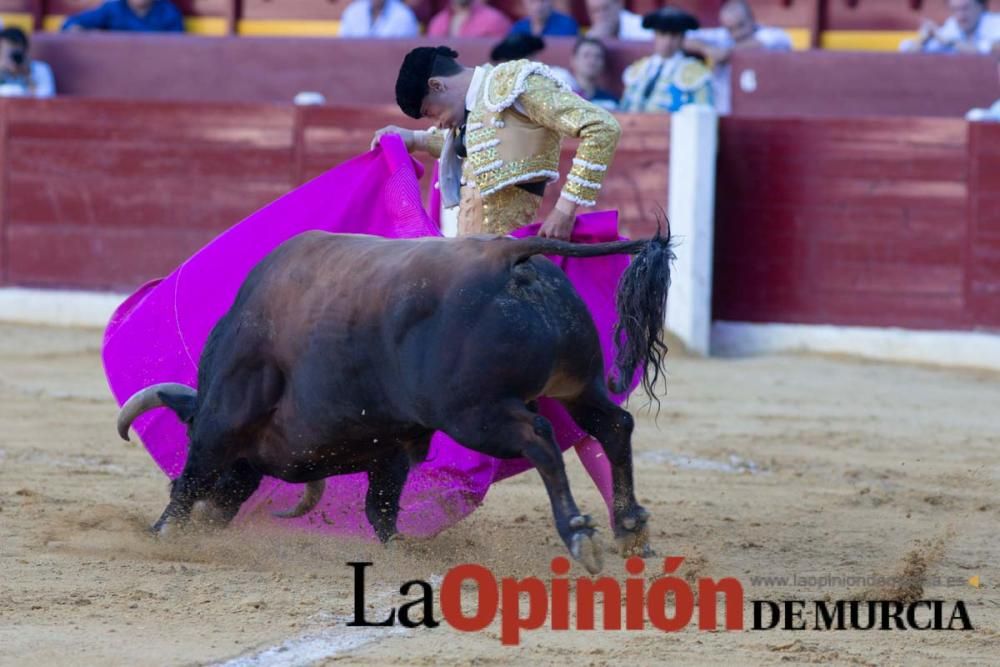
570;37;618;110
684;0;791;114
585;0;652;41
510;0;579;37
62;0;184;32
427;0;512;38
490;33;576;87
901;0;1000;54
340;0;419;37
620;8;712;113
0;28;54;98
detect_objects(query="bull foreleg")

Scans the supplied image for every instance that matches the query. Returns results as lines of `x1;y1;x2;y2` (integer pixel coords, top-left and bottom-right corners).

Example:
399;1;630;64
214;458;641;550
365;447;411;543
151;445;232;536
564;390;654;559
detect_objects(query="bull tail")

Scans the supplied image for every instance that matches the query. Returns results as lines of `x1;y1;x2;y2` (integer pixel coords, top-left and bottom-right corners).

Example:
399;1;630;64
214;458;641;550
507;224;675;402
507;236;648;264
607;225;674;403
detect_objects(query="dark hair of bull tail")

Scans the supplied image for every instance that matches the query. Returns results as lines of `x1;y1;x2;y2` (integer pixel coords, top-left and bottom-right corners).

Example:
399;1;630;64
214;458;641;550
608;225;675;407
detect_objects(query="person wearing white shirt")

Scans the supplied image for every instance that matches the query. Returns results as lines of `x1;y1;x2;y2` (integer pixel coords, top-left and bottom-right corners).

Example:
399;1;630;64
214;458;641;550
585;0;652;41
901;0;1000;54
339;0;419;38
967;55;1000;120
0;27;55;99
684;0;792;114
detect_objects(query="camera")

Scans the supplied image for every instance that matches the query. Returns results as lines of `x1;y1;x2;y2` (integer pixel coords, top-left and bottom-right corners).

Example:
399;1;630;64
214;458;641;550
9;49;24;65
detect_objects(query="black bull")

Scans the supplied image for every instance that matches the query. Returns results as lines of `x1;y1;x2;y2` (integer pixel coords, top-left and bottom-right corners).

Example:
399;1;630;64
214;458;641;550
117;230;673;573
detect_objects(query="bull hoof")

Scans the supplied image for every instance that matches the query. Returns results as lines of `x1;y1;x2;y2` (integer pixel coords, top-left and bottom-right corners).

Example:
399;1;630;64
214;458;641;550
616;523;656;559
569;531;604;575
384;533;407;547
615;507;654;558
150;516;182;539
190;500;228;527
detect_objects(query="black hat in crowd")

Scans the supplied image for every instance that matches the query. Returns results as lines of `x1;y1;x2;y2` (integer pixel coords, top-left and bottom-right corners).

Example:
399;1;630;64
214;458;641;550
490;33;545;63
641;7;700;34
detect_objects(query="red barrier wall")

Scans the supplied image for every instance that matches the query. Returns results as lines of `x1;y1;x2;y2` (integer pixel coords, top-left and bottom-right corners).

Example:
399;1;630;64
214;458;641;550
730;50;999;119
31;34;999;119
0;97;668;291
713;116;1000;332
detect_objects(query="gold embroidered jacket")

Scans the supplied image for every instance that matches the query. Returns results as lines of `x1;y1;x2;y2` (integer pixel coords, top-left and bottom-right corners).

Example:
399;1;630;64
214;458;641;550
425;60;622;234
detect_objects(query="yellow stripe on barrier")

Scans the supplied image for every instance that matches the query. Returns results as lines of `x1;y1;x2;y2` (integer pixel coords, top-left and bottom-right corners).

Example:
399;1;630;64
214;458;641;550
820;30;916;52
42;15;65;32
785;28;811;51
0;13;34;32
44;14;226;34
237;19;341;37
184;16;227;36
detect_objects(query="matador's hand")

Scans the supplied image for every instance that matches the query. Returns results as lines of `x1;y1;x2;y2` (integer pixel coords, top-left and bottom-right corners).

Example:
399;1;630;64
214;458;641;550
539;201;577;241
371;126;415;152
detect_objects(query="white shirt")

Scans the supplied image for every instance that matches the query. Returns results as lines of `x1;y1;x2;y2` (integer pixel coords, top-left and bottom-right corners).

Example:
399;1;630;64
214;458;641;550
618;9;653;41
339;0;418;38
901;12;1000;54
0;61;56;99
967;98;1000;122
686;25;792;114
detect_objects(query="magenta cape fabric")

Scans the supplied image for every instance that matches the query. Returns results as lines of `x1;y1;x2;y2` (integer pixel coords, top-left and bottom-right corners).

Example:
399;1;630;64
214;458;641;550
102;136;635;539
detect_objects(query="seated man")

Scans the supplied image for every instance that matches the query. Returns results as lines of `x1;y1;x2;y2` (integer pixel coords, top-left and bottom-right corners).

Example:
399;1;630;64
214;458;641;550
585;0;652;41
570;36;619;110
62;0;184;32
620;8;712;113
427;0;512;38
0;27;55;98
340;0;419;37
510;0;579;37
901;0;1000;54
684;0;791;114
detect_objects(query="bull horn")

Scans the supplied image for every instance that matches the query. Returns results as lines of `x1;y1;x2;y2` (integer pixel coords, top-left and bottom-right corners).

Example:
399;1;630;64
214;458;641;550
273;479;326;519
117;383;197;441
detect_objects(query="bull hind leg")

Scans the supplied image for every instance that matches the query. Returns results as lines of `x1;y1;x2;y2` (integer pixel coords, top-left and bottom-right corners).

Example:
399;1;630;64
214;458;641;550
444;401;603;574
562;386;654;559
365;447;412;543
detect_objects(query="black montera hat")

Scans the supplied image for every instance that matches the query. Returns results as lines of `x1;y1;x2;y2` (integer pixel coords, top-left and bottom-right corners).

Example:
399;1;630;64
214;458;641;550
641;7;700;34
395;45;459;119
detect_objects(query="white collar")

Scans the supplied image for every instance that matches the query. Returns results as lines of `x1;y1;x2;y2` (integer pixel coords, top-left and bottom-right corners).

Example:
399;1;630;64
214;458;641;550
465;66;487;111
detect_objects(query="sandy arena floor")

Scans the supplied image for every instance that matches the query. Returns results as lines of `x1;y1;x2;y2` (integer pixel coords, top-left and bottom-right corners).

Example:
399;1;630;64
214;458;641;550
0;322;998;665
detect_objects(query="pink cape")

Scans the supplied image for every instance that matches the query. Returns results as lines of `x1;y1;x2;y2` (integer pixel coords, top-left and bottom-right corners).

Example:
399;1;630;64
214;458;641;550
102;136;635;539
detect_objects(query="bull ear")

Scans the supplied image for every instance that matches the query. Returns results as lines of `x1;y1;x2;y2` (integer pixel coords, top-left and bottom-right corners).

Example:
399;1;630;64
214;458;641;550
158;391;197;424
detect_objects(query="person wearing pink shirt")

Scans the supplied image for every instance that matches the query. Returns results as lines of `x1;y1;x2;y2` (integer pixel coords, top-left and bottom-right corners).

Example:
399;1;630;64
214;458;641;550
426;0;512;38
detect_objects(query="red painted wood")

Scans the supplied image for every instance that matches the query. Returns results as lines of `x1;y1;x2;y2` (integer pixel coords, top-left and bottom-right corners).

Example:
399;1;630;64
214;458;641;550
27;33;652;103
0;98;670;291
730;50;999;119
3;98;295;290
966;122;1000;329
823;0;950;31
0;0;32;12
713;115;974;330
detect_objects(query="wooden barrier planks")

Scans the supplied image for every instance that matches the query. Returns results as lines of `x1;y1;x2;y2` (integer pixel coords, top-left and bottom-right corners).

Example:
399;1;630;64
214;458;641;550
713;115;973;330
3;98;295;290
